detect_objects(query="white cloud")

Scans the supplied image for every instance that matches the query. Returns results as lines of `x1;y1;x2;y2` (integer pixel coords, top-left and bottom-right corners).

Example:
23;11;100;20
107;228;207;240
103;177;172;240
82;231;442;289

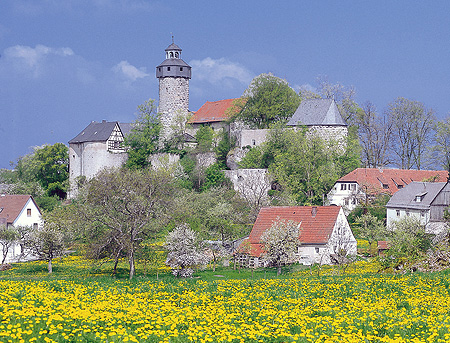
112;60;149;82
189;57;254;86
3;44;74;77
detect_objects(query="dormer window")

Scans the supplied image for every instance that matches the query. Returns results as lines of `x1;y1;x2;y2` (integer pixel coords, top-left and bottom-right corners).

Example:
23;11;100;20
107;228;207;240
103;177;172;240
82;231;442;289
415;192;427;202
382;184;389;189
340;184;347;191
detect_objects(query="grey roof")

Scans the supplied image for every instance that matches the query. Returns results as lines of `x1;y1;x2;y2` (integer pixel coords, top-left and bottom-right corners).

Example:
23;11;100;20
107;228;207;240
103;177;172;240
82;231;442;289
69;121;131;144
156;58;190;68
386;181;447;210
286;99;347;127
165;43;181;51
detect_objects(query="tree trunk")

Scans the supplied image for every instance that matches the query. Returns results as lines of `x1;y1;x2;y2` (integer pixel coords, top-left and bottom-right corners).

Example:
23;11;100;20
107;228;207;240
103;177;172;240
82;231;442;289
277;264;282;275
113;248;122;275
48;258;53;273
129;249;135;280
1;245;8;264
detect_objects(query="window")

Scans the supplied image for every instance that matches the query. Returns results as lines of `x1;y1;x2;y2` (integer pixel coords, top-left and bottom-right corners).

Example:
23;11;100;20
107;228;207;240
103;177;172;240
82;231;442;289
315;247;319;253
180;67;183;71
398;185;403;189
33;223;38;230
351;198;357;205
421;211;426;218
340;184;347;191
344;199;349;205
406;211;410;217
382;184;389;189
158;67;161;72
252;139;256;146
350;183;356;191
167;67;171;71
27;209;31;217
396;210;400;217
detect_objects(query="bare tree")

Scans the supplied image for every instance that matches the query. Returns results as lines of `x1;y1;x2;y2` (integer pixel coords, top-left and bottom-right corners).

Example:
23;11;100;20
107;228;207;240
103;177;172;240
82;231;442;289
356;101;392;168
355;213;386;255
386;97;435;169
260;218;301;275
431;116;450;174
164;224;207;277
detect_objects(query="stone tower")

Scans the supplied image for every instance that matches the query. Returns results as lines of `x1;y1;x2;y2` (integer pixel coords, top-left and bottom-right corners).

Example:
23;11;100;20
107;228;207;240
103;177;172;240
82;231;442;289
156;40;191;141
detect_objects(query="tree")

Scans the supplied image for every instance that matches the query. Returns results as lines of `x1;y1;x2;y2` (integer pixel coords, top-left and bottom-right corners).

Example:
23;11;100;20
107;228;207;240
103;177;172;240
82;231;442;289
431;116;450;173
386;97;435;170
354;213;386;255
124;99;161;170
261;218;301;275
0;225;18;264
164;224;207;277
25;206;74;273
384;216;431;268
231;73;300;129
356;101;392;168
79;167;175;279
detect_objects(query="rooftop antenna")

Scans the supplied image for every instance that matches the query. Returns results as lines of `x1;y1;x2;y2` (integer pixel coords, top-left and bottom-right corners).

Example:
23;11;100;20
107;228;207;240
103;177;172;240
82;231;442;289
171;32;174;44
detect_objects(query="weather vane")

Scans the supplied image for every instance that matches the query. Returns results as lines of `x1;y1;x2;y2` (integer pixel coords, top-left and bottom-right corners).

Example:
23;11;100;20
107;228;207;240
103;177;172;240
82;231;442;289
171;32;174;44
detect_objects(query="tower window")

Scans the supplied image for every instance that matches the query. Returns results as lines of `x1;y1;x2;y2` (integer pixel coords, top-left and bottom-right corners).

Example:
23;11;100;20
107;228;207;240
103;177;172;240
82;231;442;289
159;67;161;72
170;52;174;58
175;52;179;58
180;67;183;71
167;67;171;71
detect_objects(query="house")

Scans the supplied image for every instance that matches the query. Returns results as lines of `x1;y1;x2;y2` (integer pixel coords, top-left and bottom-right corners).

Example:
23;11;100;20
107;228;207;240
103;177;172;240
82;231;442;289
327;168;448;213
0;194;42;263
188;98;238;131
386;181;450;234
68;120;132;198
238;206;357;267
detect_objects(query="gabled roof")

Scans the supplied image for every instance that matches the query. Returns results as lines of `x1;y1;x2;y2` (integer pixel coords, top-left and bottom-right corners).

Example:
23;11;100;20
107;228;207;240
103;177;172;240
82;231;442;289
188;98;243;124
0;195;40;225
337;168;448;196
386;181;447;210
247;206;342;257
287;98;347;127
69;121;131;144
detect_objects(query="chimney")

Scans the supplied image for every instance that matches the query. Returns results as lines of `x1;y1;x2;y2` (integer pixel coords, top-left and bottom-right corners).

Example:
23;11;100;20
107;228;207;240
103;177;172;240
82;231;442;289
311;206;317;217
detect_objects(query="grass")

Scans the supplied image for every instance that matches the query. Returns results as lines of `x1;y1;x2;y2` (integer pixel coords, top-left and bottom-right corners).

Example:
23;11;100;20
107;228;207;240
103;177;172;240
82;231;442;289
0;255;450;342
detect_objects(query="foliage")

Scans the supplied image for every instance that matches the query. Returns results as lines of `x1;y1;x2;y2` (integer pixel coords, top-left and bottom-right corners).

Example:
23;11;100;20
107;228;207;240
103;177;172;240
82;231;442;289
203;163;229;190
347;194;390;227
0;224;18;264
25;206;74;273
214;130;233;169
261;218;301;275
386;97;435;170
164;224;207;277
124;99;161;170
5;143;69;202
353;213;386;255
383;216;431;268
194;125;214;152
231;73;300;129
77;167;176;279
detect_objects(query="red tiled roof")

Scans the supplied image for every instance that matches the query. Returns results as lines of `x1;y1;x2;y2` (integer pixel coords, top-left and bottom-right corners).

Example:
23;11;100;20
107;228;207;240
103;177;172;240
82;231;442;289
188;98;243;124
338;168;448;196
0;195;38;224
247;206;341;257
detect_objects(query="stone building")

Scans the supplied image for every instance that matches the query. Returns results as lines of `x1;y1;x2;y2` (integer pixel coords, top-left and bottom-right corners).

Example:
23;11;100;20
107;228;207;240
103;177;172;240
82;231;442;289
156;40;191;141
68;121;132;198
286;98;348;143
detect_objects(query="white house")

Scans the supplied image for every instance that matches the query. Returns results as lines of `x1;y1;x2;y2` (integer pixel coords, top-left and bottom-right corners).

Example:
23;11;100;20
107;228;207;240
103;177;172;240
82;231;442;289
68;120;132;198
0;194;42;263
386;181;450;234
239;206;357;267
327;168;448;214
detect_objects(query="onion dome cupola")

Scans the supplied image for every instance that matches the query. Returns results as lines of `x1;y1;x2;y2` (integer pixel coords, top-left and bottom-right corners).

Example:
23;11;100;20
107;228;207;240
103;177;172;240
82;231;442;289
156;40;191;79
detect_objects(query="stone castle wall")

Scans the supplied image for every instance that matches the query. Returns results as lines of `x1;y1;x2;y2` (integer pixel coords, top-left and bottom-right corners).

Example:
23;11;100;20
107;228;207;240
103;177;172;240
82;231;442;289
159;77;189;140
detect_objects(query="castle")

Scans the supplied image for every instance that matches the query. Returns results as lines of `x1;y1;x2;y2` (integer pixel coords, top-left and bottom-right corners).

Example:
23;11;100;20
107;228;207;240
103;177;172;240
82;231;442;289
68;41;348;198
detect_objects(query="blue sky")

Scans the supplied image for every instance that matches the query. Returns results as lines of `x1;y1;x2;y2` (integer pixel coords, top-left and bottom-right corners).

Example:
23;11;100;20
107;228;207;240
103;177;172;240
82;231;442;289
1;0;450;169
